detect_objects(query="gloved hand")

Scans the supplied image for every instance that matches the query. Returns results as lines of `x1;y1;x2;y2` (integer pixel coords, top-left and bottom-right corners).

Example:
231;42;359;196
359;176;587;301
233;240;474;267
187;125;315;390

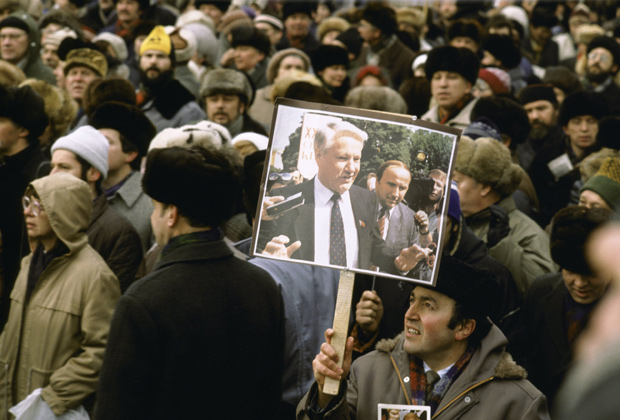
487;204;510;248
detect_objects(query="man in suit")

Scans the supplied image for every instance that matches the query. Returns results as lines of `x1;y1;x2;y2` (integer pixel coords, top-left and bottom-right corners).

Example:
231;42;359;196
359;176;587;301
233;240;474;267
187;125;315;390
259;120;428;274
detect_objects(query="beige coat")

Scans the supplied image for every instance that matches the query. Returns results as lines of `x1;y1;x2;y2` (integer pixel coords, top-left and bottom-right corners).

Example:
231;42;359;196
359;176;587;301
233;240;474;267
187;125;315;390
0;173;120;418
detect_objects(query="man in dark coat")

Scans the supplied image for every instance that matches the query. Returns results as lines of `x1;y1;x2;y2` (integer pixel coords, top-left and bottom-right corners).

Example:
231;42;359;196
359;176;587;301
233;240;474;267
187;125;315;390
582;35;620;116
94;145;285;419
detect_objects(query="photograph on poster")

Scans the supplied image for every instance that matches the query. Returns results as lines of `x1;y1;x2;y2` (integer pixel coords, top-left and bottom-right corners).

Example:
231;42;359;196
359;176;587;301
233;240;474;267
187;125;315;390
251;98;460;285
377;403;430;420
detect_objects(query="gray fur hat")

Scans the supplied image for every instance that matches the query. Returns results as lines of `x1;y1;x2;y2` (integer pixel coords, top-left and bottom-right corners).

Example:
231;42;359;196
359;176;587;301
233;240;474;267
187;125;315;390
344;86;407;114
148;120;231;151
454;136;522;197
200;68;253;105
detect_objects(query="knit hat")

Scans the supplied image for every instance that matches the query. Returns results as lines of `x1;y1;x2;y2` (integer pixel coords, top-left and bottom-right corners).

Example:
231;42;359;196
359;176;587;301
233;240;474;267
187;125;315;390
310;44;349;73
140;26;171;56
361;2;397;37
230;25;270;57
447;19;484;45
454;136;522;197
92;32;128;62
462;117;502;141
148;120;231;151
200;68;253;105
0;15;29;34
518;83;557;106
281;1;315;21
478;67;511;95
559;91;607;126
0;85;48;144
176;10;216;33
542;66;583;96
587;35;620;69
412;53;427;72
41;27;77;47
231;132;269;150
354;65;388;87
425;45;480;85
447;181;461;221
317;16;349;41
575;24;605;45
217;9;252;35
335;28;363;58
51;125;109;179
254;14;283;31
266;48;310;84
89;101;156;158
482;34;521;69
550;206;612;274
164;26;197;63
182;22;217;66
580;157;620;210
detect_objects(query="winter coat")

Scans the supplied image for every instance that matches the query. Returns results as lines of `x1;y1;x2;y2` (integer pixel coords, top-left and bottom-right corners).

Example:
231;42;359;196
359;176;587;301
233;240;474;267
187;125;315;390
354;35;415;90
0;173;120;418
297;325;549;420
421;98;479;131
466;196;555;296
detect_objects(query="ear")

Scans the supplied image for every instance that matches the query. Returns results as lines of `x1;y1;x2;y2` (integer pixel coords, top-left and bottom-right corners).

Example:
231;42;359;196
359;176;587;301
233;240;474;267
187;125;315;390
479;184;492;198
125;150;139;164
563;125;569;136
239;101;246;114
167;203;179;227
454;318;476;341
17;126;29;139
464;81;472;94
86;167;101;183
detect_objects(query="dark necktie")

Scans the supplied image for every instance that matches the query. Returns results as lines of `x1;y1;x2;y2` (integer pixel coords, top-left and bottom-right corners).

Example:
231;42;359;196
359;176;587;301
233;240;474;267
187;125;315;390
425;370;440;402
378;206;389;238
330;193;346;266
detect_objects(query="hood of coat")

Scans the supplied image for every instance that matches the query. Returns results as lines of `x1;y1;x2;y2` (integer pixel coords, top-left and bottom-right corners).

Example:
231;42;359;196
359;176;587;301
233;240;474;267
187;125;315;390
30;172;92;253
6;11;42;66
376;325;527;381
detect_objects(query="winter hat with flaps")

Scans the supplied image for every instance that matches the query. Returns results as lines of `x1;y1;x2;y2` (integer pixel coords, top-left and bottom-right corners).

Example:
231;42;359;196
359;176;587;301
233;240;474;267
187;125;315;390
148;121;231;151
580;157;620;210
89;101;156;158
454;136;522;198
58;38;108;78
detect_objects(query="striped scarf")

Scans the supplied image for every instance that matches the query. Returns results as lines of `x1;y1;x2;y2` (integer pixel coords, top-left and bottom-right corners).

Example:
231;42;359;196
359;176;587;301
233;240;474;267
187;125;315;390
409;346;475;415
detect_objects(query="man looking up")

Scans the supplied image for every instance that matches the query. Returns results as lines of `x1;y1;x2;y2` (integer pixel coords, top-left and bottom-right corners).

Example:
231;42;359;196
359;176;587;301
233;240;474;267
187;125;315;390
94;145;284;419
137;25;205;132
50;125;142;292
275;1;319;54
298;256;550;420
582;35;620;116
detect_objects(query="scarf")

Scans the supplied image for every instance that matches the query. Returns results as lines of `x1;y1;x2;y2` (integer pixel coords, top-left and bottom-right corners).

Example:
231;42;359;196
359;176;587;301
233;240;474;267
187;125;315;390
409;346;475;415
26;241;69;302
564;293;595;345
438;94;473;125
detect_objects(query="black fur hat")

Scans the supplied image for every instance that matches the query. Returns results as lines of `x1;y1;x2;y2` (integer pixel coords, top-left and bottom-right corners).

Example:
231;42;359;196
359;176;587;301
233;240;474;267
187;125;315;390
482;34;521;69
559;91;608;126
362;3;397;37
0;85;48;146
425;45;480;85
587;35;620;70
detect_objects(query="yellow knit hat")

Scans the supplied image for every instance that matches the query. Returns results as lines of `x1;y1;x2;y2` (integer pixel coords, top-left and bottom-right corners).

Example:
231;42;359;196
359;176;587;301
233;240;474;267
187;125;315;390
139;26;171;56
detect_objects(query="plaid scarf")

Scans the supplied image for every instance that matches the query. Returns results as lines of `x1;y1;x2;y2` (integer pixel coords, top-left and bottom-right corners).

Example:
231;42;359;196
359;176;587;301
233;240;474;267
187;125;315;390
409;346;475;415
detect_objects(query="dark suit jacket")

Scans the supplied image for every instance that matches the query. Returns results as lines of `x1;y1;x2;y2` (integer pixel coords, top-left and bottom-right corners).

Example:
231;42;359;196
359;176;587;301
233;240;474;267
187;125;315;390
259;179;398;271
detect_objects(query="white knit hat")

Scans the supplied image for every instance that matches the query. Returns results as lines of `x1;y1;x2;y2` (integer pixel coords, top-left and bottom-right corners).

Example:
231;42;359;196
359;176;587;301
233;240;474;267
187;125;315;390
164;26;197;63
51;125;109;179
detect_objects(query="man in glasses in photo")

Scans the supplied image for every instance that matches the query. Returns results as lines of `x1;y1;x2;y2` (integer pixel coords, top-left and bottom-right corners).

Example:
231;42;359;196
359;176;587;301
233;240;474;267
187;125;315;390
0;173;119;417
582;35;620;116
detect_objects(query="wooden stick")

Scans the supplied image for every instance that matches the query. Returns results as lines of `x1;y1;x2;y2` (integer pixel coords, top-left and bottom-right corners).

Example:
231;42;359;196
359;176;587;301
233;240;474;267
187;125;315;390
323;269;355;395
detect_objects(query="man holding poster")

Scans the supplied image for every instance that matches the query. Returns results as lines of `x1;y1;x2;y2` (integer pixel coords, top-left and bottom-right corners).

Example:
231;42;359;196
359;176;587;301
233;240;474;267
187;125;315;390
258;120;430;274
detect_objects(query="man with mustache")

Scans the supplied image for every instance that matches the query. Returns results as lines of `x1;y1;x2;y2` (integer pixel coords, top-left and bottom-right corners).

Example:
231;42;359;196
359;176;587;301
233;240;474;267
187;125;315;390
582;35;620;117
137;26;205;133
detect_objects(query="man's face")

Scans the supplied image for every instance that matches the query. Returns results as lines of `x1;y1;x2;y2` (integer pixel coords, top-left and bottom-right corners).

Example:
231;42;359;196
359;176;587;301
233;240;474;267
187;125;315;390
357;19;379;43
315;135;363;194
579;189;612;210
99;128;136;173
140;50;172;79
430;71;472;111
562;269;610;304
255;22;282;46
116;0;141;25
285;12;310;40
564;115;598;151
587;47;617;83
429;174;446;201
233;45;264;72
319;64;347;88
151;199;172;246
50;149;84;179
449;37;478;53
403;286;460;367
23;194;55;244
0;117;28;157
452;171;485;217
0;27;29;64
524;100;557;141
205;94;244;126
41;43;60;69
530;25;552;45
65;65;100;102
375;165;411;209
276;54;305;80
199;4;224;28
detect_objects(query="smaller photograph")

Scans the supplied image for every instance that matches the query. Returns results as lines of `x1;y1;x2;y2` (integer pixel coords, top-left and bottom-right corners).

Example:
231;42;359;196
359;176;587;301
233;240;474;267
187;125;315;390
378;403;430;420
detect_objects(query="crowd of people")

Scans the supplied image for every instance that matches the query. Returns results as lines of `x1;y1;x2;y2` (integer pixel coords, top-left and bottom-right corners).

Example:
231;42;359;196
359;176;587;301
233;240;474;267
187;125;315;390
0;0;620;419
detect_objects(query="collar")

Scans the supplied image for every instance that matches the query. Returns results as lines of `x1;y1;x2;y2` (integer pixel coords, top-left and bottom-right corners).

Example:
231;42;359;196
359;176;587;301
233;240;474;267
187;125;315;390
314;176;351;206
161;229;222;259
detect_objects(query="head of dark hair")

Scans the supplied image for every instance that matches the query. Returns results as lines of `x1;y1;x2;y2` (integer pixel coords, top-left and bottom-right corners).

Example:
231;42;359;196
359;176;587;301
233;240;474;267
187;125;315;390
74;153;103;194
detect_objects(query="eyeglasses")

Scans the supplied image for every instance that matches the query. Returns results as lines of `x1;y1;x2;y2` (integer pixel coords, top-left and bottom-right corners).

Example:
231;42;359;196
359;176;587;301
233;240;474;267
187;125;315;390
587;52;612;64
0;33;25;41
22;196;44;216
269;172;293;182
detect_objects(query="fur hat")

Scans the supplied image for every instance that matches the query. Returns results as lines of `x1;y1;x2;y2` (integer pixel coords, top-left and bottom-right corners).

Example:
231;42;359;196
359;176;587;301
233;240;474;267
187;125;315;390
176;10;216;33
59;37;108;78
530;4;558;28
82;77;136;118
478;67;511;95
462;117;502;142
542;66;583;96
0;60;25;87
447;19;484;45
550;206;612;275
361;2;397;37
317;16;349;41
230;25;270;57
587;35;620;69
193;0;229;12
335;28;363;58
164;26;197;63
454;136;522;197
310;44;348;73
396;7;425;30
142;146;239;227
559;91;607;126
575;24;605;45
482;34;521;69
218;9;252;35
200;68;253;105
0;85;48;144
140;25;171;57
266;48;310;84
425;45;480;85
344;86;406;114
89;101;155;158
149;120;231;151
597;117;620;150
281;1;315;21
271;69;323;102
51;125;109;178
471;96;530;145
518;83;557;106
231;132;268;150
580;157;620;210
93;32;128;62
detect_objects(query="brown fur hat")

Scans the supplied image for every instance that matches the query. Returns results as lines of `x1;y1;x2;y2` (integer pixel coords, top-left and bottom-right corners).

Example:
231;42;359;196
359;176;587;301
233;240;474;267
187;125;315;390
455;136;522;197
82;77;136;118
